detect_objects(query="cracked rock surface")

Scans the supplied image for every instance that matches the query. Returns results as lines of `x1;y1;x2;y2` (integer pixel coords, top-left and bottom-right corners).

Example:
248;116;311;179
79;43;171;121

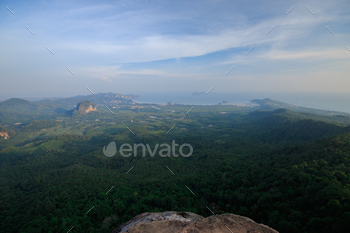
112;211;278;233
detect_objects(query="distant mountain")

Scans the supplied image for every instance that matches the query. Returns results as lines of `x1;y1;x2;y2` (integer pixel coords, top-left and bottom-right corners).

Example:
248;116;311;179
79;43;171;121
0;93;137;124
74;100;97;114
0;98;56;124
250;108;350;126
0;98;47;112
38;92;138;109
251;98;350;116
64;100;97;116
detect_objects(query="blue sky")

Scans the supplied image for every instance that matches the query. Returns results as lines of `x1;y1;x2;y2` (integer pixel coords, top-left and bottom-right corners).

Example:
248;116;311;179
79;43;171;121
0;0;349;98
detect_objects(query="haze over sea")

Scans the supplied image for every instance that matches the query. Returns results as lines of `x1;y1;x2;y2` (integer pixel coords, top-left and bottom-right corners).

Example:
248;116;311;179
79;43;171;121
1;91;349;114
134;92;350;114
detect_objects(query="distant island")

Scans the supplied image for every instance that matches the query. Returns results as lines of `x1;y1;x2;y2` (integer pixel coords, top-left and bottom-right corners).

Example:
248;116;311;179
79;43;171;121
218;100;229;105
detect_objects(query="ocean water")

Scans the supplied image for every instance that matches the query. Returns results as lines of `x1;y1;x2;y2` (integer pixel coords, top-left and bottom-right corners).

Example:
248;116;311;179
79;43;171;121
134;92;350;114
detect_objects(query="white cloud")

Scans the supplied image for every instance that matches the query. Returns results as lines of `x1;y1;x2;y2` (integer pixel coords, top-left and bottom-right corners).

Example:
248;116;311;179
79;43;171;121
259;48;350;61
49;3;348;64
1;0;350;96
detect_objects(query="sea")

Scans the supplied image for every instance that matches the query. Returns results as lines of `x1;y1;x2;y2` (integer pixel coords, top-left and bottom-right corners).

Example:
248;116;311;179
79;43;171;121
133;92;350;114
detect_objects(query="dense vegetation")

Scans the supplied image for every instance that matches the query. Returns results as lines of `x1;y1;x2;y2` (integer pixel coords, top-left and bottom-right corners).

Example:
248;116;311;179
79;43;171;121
251;98;350;117
1;96;350;233
0;124;7;132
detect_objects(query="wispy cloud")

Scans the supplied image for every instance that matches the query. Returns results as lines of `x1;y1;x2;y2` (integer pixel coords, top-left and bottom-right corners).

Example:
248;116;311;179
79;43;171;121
1;0;349;96
260;49;350;61
44;3;348;64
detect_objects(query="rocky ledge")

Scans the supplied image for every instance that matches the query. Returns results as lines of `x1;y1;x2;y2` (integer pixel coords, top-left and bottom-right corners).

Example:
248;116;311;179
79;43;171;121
112;211;278;233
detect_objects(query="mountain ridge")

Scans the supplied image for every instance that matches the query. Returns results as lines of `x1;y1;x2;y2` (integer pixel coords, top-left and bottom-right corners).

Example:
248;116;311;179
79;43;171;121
251;98;350;116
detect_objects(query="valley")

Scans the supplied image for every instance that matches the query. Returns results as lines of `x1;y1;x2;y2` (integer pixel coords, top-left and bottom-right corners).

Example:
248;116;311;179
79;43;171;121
0;93;350;233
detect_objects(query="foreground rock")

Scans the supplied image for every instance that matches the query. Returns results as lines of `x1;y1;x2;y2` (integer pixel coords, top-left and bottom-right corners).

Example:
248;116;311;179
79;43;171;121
112;211;278;233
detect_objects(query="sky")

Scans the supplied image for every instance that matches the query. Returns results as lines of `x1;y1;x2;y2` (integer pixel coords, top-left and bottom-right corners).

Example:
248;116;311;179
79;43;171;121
0;0;349;98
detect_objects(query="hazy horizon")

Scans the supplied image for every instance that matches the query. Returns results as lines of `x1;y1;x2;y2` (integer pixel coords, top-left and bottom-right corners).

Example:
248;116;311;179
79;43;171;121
1;90;350;113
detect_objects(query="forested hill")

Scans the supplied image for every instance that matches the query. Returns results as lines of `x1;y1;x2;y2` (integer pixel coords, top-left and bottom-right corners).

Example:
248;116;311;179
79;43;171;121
0;93;138;124
251;98;350;117
246;109;350;146
0;124;6;132
0;98;58;125
0;107;350;232
0;98;47;112
37;92;137;108
246;133;350;232
249;108;350;126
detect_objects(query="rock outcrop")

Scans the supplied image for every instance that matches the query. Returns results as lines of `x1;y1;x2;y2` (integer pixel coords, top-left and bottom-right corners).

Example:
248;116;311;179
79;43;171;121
0;132;8;139
83;104;97;113
112;211;278;233
0;124;8;139
74;100;97;114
